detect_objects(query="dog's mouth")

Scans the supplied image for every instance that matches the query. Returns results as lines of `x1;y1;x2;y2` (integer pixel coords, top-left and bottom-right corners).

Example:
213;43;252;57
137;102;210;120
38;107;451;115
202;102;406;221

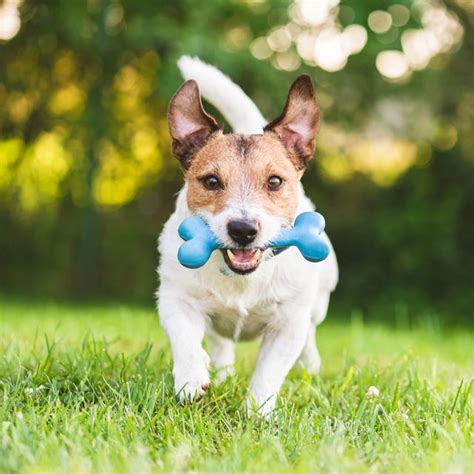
221;248;263;275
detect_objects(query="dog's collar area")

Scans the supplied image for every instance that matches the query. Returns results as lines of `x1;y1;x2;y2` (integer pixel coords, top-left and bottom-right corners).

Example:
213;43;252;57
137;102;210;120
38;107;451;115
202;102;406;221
271;246;289;257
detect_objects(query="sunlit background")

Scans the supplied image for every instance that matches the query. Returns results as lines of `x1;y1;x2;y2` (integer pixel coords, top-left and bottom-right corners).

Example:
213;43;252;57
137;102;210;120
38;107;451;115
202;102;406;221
0;0;472;322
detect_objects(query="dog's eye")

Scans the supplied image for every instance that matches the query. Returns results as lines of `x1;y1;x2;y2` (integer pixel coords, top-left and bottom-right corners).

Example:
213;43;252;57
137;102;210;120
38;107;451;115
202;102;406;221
202;175;223;190
268;175;283;190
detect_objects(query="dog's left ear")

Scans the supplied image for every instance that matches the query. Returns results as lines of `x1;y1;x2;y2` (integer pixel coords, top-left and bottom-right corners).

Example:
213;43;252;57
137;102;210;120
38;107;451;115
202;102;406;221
264;75;320;169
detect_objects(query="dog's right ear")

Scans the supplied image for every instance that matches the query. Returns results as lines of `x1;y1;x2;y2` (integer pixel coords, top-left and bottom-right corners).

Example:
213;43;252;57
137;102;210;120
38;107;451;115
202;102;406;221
168;80;221;169
264;75;320;170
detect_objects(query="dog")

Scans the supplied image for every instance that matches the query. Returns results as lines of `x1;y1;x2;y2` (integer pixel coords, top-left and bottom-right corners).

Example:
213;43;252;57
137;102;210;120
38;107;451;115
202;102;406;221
157;57;338;415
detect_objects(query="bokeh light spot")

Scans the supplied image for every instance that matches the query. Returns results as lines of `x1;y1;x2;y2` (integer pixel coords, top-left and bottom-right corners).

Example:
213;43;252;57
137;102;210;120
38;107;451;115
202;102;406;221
376;51;410;80
250;37;272;60
0;0;21;41
267;27;292;52
341;25;368;55
388;4;410;27
368;10;393;34
274;50;301;71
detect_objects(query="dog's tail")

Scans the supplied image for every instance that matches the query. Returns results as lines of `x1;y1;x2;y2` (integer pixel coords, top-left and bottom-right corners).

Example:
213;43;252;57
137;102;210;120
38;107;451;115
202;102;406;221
177;56;267;134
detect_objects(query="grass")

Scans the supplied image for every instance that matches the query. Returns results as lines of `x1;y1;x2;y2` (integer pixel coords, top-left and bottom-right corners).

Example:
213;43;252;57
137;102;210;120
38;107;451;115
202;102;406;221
0;297;472;474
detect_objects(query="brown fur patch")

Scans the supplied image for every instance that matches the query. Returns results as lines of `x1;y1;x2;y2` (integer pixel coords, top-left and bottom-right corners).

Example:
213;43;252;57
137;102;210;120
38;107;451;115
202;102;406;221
185;132;303;222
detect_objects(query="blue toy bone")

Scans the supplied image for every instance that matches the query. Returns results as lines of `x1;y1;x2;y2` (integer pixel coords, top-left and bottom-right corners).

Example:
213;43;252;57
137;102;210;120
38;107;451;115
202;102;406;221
268;212;329;263
177;216;222;269
177;211;330;269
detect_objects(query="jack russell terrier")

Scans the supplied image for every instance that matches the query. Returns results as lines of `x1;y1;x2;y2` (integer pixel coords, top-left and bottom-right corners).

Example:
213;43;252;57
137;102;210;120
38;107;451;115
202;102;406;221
157;57;338;415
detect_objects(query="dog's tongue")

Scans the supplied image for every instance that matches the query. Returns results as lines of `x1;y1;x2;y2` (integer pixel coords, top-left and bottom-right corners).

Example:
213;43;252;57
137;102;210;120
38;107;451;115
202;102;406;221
231;249;255;263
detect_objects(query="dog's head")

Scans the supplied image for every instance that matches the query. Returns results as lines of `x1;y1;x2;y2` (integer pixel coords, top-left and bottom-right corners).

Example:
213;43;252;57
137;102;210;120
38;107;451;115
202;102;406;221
168;76;320;275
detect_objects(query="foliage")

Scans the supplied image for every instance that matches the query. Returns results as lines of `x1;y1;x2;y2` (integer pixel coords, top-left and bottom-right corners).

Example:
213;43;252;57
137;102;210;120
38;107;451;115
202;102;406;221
0;298;472;473
0;1;473;318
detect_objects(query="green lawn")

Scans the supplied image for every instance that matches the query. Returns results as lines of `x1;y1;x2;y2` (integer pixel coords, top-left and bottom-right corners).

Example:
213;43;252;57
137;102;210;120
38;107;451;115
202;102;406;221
0;297;472;474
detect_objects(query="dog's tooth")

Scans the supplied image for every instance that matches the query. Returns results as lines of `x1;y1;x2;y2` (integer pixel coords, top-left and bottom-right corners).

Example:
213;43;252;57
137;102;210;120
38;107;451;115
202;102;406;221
254;249;261;259
226;249;235;262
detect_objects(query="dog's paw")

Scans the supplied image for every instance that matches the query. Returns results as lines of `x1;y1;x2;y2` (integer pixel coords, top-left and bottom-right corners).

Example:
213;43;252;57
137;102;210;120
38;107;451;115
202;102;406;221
304;357;321;375
245;393;276;418
297;353;321;375
297;346;321;375
174;350;211;404
214;365;234;384
175;377;210;403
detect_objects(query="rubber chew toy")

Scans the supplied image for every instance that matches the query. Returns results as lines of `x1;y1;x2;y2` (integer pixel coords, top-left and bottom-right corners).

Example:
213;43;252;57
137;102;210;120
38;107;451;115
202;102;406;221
269;212;329;262
177;211;330;269
177;216;222;269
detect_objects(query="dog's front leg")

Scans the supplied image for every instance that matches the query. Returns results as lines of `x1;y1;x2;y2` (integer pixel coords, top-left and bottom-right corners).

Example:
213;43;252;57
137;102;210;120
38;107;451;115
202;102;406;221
248;305;310;416
158;287;210;403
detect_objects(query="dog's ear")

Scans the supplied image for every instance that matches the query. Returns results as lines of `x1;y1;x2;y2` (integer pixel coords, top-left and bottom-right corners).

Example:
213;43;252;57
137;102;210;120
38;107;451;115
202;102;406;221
264;75;320;170
168;80;221;169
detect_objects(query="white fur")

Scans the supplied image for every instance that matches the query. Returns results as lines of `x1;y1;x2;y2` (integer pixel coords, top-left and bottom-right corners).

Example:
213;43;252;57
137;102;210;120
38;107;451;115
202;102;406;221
158;57;338;415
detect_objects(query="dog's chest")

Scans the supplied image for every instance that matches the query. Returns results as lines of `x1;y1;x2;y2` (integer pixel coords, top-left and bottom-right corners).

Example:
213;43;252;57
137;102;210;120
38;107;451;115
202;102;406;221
181;248;309;340
207;298;281;340
190;271;291;340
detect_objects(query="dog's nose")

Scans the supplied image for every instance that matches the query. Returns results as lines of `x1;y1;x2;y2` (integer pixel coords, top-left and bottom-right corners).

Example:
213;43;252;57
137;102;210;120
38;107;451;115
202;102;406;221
227;220;258;246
